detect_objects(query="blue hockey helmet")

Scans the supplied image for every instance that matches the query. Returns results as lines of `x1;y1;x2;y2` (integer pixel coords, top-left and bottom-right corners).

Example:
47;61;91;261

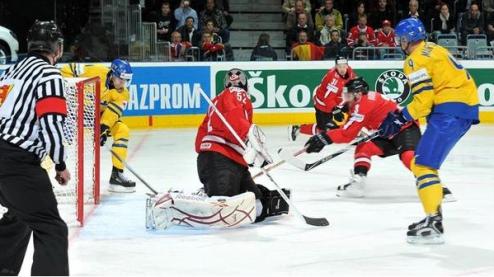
394;17;426;44
107;59;133;88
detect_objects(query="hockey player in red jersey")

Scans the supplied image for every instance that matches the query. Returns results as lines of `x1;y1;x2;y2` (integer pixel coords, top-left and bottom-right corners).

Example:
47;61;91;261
288;56;356;141
194;68;290;221
146;69;291;230
303;77;454;199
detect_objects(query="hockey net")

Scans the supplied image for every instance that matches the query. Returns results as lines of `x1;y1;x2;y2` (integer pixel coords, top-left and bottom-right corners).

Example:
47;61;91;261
51;77;101;227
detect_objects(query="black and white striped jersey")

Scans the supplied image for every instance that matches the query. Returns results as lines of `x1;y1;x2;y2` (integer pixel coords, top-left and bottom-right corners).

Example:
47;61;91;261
0;53;67;168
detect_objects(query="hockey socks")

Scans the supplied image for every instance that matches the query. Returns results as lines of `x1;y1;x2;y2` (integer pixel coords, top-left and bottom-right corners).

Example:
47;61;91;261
411;160;443;215
300;124;319;136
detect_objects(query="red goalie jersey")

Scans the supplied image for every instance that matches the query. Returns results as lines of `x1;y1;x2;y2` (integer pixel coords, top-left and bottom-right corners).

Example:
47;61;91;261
195;87;253;167
313;67;356;113
327;91;398;143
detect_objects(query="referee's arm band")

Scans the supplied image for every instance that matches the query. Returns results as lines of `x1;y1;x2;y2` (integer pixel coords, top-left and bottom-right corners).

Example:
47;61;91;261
55;161;66;171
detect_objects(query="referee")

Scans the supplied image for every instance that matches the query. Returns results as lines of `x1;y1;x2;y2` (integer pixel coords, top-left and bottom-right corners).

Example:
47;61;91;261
0;20;70;275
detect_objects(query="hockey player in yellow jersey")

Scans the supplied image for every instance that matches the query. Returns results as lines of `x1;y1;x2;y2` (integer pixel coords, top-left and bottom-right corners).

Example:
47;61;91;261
379;18;479;244
61;59;136;192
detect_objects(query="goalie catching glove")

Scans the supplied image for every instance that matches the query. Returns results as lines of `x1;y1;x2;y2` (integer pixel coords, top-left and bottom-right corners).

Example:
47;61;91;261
243;124;273;167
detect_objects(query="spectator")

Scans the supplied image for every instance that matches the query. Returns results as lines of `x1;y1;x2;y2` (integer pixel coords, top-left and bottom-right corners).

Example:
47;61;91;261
283;0;312;16
156;2;176;41
323;29;347;59
348;1;367;28
353;32;377;59
214;0;233;27
286;0;314;30
177;16;201;46
484;0;494;21
401;0;425;23
202;20;235;60
287;13;315;49
315;0;343;32
291;30;325;60
319;14;344;45
369;0;395;29
200;32;225;61
487;13;494;44
200;0;230;42
376;20;396;46
250;33;278;61
431;3;456;37
347;14;376;47
170;31;192;61
461;2;485;43
174;0;198;29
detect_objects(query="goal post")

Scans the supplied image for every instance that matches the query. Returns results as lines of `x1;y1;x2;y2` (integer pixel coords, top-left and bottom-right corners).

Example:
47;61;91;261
53;76;101;227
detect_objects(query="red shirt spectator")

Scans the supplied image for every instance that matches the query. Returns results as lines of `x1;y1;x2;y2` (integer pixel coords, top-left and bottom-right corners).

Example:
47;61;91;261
376;20;396;47
347;14;376;47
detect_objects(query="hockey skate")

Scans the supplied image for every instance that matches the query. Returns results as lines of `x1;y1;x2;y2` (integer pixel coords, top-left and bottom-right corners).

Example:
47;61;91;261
442;186;457;202
288;125;300;142
407;213;444;244
109;168;136;193
336;171;366;198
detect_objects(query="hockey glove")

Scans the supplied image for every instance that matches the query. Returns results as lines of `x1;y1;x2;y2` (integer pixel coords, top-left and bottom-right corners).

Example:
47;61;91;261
305;132;333;153
100;124;110;146
331;105;348;123
325;106;348;130
243;124;273;167
379;111;408;138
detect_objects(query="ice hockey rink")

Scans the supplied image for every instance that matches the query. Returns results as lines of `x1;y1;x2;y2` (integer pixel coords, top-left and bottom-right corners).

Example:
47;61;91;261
15;124;494;275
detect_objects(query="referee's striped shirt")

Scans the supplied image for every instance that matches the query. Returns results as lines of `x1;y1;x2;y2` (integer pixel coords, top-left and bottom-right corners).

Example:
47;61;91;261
0;53;67;169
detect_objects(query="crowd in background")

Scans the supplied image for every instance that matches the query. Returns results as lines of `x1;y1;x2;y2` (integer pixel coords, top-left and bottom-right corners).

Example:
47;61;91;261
141;0;234;61
278;0;494;61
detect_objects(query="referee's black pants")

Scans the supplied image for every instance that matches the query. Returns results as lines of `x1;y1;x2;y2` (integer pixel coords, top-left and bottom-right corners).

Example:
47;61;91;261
0;140;69;276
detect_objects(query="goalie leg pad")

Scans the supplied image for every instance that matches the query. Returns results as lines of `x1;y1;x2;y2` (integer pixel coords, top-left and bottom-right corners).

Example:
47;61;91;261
146;191;257;230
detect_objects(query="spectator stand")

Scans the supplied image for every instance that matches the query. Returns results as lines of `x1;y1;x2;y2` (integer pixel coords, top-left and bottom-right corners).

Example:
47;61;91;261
228;0;286;60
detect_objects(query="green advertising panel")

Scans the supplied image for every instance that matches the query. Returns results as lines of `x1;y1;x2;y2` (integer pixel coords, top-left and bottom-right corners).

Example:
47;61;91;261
215;67;494;110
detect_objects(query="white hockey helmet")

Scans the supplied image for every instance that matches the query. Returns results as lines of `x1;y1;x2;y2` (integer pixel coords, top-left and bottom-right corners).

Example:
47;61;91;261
224;68;248;90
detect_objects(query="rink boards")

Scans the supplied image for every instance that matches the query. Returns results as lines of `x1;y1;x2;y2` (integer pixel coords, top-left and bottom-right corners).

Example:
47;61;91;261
1;60;493;127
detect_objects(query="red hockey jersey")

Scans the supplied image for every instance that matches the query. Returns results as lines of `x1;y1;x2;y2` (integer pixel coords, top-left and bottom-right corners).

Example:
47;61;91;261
195;87;252;166
376;29;396;47
313;67;356;113
346;25;377;47
327;91;397;143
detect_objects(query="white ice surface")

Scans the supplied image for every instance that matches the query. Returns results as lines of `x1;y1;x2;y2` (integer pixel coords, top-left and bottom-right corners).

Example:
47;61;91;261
18;125;494;276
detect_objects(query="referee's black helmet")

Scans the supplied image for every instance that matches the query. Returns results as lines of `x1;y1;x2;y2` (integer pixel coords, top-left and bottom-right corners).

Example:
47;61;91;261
27;20;64;53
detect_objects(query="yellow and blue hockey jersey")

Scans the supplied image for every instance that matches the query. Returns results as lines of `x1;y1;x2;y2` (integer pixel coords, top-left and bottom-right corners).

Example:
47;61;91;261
60;63;129;128
402;41;479;123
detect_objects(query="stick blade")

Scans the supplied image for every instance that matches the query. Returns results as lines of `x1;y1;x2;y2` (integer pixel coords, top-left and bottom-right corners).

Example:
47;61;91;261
277;147;307;170
303;216;330;226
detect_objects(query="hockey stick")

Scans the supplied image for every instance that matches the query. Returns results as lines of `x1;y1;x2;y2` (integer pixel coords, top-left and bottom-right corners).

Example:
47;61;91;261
280;131;380;171
251;147;306;180
198;89;329;227
106;145;159;195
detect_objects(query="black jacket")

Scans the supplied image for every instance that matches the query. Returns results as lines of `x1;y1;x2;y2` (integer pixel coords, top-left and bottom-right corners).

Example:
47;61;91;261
250;45;278;61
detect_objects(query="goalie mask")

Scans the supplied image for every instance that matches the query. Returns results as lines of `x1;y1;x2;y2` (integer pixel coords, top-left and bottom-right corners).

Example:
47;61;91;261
224;68;248;90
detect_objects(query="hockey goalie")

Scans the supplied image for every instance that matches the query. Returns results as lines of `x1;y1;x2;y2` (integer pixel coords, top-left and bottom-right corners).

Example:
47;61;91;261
146;69;291;229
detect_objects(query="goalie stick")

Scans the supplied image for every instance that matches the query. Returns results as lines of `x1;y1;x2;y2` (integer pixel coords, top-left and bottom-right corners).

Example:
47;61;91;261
279;131;380;171
198;89;329;227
